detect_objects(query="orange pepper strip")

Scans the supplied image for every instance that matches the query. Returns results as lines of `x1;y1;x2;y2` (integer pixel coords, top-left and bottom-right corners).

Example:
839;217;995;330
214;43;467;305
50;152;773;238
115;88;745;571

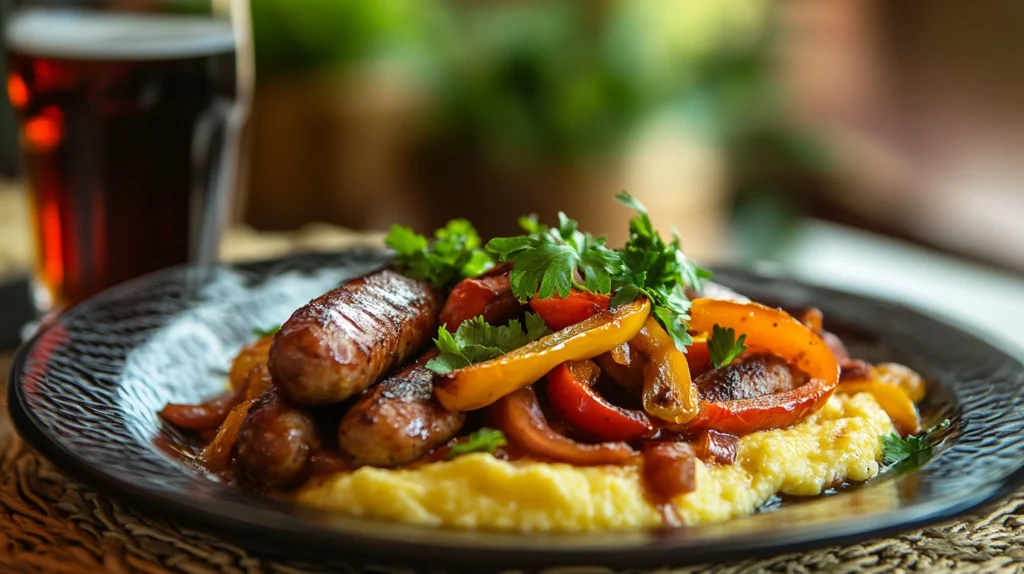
229;336;272;389
837;380;921;435
685;298;840;435
434;298;650;412
200;400;254;472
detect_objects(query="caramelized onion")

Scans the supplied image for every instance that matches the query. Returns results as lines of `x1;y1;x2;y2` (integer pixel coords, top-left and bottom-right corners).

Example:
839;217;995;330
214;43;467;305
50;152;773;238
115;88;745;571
489;387;636;466
641;442;697;501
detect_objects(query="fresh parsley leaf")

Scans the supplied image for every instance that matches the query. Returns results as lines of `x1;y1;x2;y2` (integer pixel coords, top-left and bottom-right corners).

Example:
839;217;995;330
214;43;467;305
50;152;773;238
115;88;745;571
425;313;552;374
707;324;748;369
486;212;622;301
447;428;507;459
609;191;711;351
881;419;951;468
252;324;280;338
386;220;494;290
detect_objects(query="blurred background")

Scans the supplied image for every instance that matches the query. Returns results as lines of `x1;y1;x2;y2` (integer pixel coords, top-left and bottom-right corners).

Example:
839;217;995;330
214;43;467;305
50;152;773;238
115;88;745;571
0;0;1022;344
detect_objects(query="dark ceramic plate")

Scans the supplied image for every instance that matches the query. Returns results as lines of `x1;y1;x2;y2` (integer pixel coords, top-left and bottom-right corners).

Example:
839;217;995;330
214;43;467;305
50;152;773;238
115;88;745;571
8;250;1024;571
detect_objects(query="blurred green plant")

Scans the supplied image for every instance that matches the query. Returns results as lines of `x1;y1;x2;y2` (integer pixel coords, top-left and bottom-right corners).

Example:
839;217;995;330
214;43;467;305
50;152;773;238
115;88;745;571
430;0;774;160
250;0;441;79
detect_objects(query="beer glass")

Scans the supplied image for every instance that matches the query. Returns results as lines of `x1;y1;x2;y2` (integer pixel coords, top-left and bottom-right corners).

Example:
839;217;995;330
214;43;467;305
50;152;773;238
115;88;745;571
4;0;253;311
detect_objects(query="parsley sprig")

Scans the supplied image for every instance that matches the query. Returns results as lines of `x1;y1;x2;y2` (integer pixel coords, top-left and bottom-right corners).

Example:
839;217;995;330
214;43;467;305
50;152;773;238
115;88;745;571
610;192;712;350
252;324;280;338
447;428;507;459
707;324;748;369
426;313;552;374
880;419;951;470
486;213;622;301
386;219;494;290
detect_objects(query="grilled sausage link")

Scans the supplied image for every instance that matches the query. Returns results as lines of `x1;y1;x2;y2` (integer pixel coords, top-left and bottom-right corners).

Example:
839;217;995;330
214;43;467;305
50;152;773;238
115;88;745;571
236;387;318;488
269;269;441;405
337;351;465;467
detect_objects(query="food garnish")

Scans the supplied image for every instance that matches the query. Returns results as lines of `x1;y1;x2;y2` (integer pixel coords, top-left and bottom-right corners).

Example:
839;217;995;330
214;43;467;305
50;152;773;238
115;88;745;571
707;324;748;369
486;192;709;352
434;298;650;412
251;324;280;338
881;419;951;468
386;219;494;290
447;427;508;459
486;212;621;301
610;192;711;351
426;313;551;374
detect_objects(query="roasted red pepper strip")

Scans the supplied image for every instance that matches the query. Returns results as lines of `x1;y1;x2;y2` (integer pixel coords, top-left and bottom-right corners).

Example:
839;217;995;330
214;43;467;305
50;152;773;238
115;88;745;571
546;360;654;442
489;387;636;466
440;262;521;331
684;337;713;378
685;298;840;435
529;290;611;331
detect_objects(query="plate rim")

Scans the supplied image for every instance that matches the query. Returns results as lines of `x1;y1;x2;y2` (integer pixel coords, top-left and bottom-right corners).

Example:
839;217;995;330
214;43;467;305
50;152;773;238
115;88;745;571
8;252;1024;569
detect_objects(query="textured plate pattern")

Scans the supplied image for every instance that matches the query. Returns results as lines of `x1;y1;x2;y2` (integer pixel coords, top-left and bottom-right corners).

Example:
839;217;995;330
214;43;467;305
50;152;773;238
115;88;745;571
8;252;1024;571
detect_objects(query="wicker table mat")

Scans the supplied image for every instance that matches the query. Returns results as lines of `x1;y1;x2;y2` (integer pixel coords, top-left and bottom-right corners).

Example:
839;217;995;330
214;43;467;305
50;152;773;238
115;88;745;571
1;188;1023;573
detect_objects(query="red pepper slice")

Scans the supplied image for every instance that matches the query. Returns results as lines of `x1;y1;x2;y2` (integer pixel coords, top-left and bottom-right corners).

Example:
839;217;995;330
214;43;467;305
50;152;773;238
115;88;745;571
685;298;840;435
489;386;636;466
546;360;654;442
529;290;611;331
440;262;521;331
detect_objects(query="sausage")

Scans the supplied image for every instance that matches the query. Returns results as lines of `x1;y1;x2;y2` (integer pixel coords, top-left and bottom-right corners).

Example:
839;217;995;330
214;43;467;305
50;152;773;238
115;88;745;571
236;387;319;488
337;351;465;467
269;269;441;405
438;262;520;331
694;353;806;402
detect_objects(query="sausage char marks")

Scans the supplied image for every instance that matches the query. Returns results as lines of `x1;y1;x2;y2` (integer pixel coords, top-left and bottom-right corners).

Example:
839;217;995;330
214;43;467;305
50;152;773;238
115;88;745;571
694;353;806;403
269;269;441;406
337;351;466;467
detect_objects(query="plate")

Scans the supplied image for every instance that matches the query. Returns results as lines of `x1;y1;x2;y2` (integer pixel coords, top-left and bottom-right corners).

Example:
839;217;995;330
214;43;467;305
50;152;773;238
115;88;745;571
8;250;1024;571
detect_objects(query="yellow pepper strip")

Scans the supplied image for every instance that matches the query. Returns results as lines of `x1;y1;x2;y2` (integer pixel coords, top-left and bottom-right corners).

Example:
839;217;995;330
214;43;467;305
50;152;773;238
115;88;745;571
871;363;926;403
837;380;921;435
629;317;699;425
434;298;651;412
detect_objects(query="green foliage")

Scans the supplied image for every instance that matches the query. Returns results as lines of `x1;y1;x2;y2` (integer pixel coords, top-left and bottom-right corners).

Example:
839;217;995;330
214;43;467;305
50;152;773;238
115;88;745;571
386;220;493;290
707;324;748;368
426;313;551;374
447;428;507;458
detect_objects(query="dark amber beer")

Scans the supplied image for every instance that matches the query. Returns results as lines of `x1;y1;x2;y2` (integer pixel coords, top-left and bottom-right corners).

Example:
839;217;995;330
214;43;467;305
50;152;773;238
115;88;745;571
5;8;240;308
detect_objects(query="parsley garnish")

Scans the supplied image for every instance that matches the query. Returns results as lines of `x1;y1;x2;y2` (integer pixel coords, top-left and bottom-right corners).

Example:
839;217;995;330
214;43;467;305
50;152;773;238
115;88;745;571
881;419;951;469
426;313;552;374
447;428;507;459
252;325;280;338
386;219;494;290
707;324;748;369
609;192;713;350
486;213;622;301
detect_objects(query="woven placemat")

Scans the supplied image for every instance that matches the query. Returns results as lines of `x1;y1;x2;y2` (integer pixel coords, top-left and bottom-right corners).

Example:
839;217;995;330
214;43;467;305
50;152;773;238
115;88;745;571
1;186;1023;573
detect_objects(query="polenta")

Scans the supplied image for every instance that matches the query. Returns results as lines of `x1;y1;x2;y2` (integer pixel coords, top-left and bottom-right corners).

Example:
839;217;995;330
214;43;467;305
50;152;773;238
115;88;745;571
297;393;893;532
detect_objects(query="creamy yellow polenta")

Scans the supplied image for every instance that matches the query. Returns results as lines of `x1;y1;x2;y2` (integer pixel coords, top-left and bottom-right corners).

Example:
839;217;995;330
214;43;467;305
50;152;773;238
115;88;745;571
297;392;893;532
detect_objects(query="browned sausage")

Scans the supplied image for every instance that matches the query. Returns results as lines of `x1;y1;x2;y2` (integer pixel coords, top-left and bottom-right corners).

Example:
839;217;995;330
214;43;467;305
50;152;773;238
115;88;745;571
236;387;318;488
337;351;465;467
694;353;806;402
269;269;441;405
438;262;520;331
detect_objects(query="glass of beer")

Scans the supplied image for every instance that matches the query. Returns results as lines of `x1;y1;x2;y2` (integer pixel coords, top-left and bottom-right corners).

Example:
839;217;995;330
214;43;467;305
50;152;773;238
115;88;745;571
4;0;252;311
